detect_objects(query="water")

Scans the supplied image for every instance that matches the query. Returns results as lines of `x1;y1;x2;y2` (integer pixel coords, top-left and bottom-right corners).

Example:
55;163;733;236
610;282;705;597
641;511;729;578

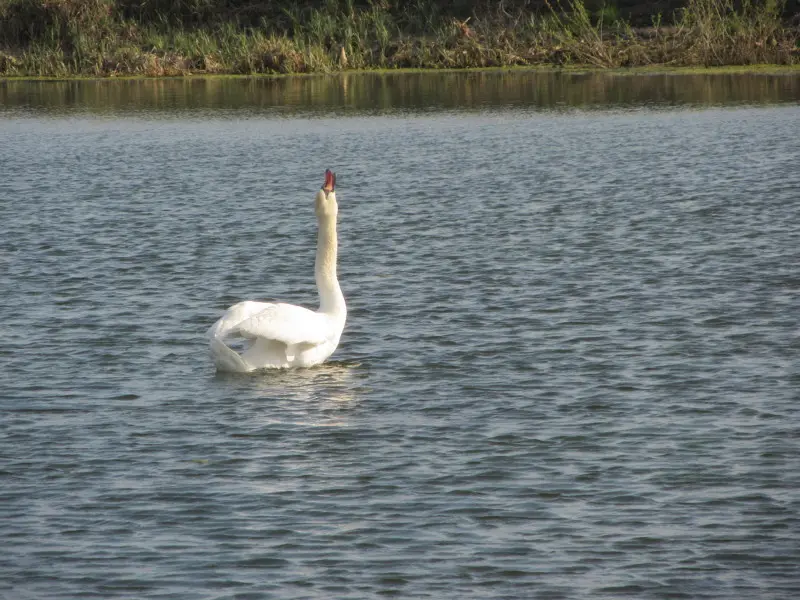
1;71;799;599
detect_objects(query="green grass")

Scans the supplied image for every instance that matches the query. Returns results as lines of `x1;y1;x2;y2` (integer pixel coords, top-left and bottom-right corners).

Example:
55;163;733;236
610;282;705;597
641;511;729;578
0;0;797;77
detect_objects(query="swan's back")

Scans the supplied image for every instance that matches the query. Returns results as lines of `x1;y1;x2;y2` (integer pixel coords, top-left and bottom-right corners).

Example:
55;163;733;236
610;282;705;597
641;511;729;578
208;300;342;372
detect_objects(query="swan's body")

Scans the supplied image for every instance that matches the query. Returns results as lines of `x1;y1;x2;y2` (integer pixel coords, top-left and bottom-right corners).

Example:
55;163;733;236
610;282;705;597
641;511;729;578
208;170;346;372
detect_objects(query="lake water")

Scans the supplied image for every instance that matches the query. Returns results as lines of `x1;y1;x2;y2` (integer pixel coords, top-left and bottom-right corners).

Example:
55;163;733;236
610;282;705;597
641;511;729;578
1;71;799;599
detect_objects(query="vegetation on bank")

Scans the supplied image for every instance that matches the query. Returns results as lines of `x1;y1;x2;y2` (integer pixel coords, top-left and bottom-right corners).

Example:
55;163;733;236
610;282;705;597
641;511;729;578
0;0;797;77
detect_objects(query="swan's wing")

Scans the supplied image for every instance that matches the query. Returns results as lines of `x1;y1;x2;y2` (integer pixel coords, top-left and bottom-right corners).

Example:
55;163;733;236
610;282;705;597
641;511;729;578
234;303;330;346
209;337;253;373
207;301;273;340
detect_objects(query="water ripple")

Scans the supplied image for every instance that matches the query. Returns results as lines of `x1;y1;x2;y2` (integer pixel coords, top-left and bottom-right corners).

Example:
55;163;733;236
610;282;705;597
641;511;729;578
1;102;799;599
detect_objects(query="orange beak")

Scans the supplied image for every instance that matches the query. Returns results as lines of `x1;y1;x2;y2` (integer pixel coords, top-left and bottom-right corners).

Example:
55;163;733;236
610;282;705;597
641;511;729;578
323;169;336;193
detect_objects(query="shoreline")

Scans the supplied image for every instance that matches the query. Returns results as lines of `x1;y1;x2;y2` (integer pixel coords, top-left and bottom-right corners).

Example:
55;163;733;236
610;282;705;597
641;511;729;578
3;63;800;83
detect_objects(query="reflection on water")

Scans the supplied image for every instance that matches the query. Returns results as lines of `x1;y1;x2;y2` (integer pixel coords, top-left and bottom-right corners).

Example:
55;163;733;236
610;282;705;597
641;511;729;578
2;70;799;115
214;361;366;425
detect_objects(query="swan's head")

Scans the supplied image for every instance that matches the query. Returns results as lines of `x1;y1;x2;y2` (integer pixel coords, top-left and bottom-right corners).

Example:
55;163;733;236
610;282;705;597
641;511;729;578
315;169;338;219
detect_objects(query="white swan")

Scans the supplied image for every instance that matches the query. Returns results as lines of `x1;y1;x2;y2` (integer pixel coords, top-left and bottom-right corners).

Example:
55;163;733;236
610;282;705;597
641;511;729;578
207;169;346;372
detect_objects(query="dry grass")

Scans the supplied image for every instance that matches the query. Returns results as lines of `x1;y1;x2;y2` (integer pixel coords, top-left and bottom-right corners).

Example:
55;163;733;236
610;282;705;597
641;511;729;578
0;0;797;76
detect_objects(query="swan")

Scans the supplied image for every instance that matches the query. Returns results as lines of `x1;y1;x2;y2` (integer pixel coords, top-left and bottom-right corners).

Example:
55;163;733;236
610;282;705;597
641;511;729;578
207;169;346;372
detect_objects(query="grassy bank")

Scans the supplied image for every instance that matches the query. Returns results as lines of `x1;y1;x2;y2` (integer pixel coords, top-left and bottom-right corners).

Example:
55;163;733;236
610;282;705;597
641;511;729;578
0;0;797;77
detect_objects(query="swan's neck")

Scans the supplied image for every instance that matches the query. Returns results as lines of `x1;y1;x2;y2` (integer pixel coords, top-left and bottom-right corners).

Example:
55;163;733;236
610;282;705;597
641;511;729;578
315;214;345;317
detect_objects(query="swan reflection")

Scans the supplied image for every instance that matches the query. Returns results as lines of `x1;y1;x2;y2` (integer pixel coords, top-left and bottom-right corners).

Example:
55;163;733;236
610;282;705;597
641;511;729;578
213;360;366;427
